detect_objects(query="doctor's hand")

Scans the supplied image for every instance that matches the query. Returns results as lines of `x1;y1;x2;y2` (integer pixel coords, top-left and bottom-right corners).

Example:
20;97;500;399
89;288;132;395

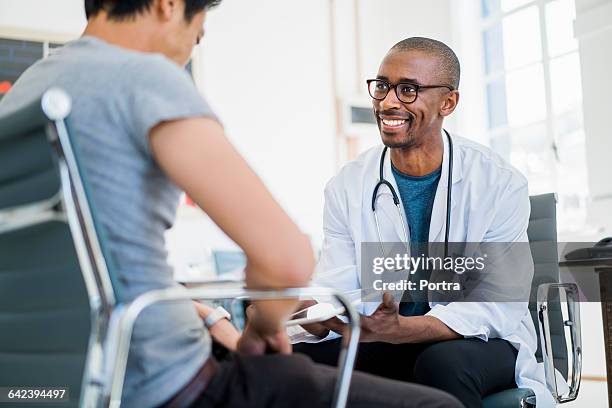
322;292;401;343
359;292;402;343
237;305;292;355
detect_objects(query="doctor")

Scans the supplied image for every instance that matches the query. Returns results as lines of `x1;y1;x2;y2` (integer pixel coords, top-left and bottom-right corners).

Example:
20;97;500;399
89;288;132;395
295;37;553;408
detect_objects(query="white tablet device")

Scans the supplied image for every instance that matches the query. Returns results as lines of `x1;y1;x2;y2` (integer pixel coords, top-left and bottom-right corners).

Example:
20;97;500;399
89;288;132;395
285;302;345;327
284;290;383;327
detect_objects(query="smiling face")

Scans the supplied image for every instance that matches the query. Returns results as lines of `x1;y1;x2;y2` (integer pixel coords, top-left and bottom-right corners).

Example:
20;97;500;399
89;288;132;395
373;50;458;149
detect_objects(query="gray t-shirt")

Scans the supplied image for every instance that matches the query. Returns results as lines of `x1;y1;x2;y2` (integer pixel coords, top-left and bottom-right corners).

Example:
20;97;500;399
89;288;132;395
0;36;214;407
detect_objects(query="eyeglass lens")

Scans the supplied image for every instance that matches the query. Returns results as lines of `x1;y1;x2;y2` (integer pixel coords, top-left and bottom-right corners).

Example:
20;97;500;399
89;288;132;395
368;80;418;103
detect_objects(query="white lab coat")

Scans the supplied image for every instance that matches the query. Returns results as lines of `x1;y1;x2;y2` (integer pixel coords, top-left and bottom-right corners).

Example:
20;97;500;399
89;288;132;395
313;131;557;408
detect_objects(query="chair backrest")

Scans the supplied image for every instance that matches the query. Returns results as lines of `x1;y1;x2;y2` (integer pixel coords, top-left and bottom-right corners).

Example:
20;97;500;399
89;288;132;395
0;89;115;407
527;193;568;379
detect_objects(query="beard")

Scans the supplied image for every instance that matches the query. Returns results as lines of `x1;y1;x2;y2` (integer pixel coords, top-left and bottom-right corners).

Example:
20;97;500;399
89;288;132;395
378;116;421;150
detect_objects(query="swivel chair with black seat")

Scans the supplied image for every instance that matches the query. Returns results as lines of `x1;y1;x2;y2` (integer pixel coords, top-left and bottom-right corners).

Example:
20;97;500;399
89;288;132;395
482;193;582;408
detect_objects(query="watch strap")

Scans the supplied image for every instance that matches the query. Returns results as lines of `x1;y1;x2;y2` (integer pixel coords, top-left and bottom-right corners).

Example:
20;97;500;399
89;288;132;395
204;306;231;328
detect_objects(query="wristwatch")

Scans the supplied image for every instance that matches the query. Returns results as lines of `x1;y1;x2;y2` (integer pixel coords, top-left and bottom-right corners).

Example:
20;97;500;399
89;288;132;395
204;306;231;329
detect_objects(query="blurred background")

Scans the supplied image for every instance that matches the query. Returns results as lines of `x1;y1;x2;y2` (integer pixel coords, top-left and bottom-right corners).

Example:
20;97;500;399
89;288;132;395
0;0;610;405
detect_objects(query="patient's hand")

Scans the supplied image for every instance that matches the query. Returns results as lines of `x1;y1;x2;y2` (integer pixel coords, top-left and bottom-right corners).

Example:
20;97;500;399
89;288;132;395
237;305;292;355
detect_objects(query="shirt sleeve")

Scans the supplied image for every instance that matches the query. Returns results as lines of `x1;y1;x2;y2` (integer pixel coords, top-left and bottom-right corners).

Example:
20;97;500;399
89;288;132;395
313;177;362;304
125;55;219;159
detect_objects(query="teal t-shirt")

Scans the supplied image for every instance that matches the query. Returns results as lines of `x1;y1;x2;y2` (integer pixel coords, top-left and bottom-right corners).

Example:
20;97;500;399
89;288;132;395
391;163;441;316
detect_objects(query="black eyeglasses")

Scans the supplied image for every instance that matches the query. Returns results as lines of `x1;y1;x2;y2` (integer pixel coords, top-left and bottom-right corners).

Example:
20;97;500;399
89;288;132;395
366;79;454;104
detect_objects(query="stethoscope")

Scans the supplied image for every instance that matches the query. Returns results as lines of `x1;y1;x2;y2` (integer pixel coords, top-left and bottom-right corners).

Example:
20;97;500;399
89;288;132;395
371;129;453;259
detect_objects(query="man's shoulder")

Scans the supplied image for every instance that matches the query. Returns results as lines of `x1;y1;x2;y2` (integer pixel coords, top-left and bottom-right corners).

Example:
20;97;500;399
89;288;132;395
103;47;192;92
453;133;528;187
56;37;185;78
66;36;194;90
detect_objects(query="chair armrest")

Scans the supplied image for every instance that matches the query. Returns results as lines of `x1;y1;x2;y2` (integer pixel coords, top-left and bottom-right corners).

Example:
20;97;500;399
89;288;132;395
536;282;582;403
102;286;360;408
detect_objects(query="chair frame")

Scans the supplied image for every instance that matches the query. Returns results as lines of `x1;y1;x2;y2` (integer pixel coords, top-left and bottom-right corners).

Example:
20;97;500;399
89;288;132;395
537;282;582;403
10;88;360;408
102;287;360;408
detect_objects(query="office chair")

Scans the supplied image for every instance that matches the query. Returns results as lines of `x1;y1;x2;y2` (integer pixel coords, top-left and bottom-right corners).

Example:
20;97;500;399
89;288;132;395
482;193;582;408
0;88;360;408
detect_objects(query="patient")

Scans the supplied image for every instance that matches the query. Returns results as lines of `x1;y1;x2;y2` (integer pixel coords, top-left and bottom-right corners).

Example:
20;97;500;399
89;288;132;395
0;1;463;407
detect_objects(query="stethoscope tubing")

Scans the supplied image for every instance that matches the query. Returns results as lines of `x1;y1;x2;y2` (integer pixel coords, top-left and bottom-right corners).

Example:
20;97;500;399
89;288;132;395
372;129;453;258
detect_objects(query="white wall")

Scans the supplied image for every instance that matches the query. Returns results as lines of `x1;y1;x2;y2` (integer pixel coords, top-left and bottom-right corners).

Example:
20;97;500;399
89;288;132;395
575;0;612;237
0;0;85;36
193;0;336;248
358;0;453;88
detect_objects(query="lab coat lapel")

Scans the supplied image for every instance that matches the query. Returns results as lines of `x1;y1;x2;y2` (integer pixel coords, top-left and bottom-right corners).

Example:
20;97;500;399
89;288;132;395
429;130;462;243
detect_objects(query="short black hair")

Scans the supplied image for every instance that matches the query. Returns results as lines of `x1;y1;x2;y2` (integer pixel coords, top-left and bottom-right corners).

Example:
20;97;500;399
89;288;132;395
85;0;222;21
390;37;460;90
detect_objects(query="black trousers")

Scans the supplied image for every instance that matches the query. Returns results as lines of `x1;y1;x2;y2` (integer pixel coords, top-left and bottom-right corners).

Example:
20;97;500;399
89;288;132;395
191;353;463;408
293;338;518;408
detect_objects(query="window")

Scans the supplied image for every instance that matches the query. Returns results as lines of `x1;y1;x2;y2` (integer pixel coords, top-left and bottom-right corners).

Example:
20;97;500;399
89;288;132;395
481;0;587;234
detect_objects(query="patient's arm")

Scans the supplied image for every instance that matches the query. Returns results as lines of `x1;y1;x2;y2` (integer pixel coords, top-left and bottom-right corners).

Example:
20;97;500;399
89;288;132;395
150;118;315;351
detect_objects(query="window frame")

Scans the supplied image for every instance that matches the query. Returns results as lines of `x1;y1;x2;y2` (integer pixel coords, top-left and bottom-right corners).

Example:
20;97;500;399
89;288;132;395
482;0;581;131
480;0;588;233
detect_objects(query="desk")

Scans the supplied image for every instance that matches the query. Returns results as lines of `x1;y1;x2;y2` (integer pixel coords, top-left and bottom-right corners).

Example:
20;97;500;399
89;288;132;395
559;258;612;407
